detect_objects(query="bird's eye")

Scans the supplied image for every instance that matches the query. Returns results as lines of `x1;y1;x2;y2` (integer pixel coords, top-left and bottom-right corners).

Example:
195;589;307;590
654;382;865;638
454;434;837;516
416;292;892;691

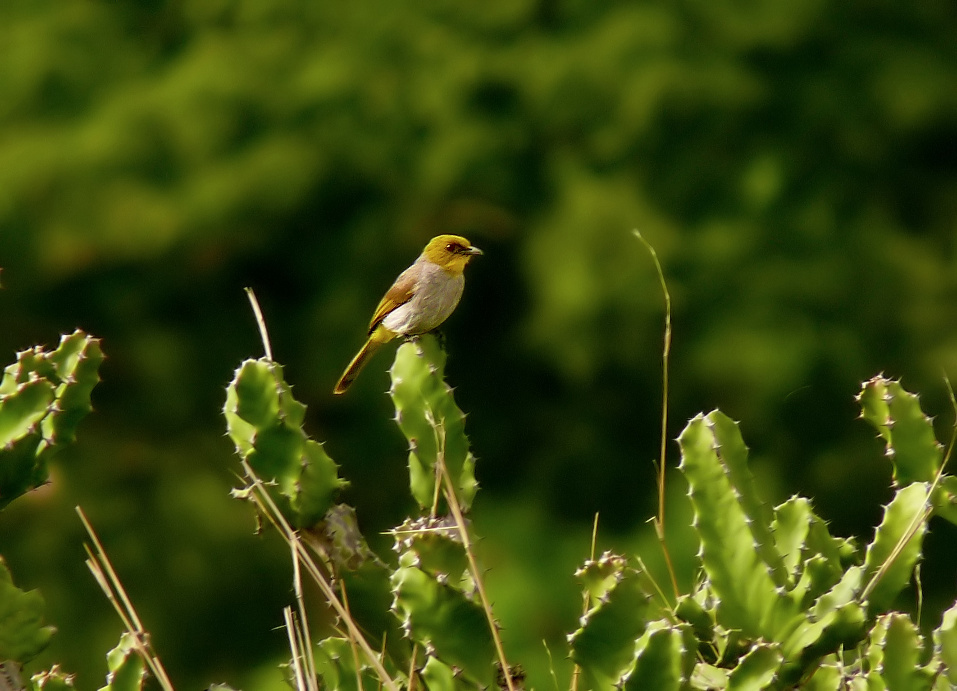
446;243;456;252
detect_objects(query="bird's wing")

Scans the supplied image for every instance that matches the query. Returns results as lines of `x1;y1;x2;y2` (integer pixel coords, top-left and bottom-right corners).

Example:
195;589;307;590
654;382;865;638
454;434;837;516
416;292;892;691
368;264;418;333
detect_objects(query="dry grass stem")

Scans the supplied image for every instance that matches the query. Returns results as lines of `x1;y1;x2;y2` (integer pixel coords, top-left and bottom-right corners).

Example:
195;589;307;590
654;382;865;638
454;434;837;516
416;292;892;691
76;506;175;691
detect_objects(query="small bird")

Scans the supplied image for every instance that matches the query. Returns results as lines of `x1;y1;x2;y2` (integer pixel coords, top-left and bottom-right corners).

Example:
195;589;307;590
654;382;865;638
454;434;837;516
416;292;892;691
333;234;483;394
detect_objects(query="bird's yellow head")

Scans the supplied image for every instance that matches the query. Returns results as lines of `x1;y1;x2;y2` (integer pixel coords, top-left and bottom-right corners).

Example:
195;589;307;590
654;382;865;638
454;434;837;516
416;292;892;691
422;234;483;275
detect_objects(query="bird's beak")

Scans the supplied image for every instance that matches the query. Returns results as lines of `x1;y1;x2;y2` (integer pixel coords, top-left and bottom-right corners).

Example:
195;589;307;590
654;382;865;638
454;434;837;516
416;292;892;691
466;245;483;256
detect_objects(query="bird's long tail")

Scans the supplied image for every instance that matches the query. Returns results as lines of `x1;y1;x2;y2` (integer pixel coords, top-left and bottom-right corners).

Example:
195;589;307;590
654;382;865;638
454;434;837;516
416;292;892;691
333;327;394;394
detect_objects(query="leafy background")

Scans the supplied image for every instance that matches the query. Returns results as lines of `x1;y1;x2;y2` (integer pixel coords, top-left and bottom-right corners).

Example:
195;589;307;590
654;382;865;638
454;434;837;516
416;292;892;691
1;0;956;688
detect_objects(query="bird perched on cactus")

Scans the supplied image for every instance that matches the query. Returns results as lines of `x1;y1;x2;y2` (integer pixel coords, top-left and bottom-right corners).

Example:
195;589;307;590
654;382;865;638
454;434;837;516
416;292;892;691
333;235;482;394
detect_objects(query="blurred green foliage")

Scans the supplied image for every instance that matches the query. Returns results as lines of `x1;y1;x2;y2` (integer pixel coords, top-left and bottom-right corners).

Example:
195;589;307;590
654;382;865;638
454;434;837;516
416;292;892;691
0;0;955;688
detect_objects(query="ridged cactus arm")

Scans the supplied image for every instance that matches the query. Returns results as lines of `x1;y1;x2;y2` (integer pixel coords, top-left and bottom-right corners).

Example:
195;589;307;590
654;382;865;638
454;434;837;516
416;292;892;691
97;633;146;691
874;614;935;691
315;637;383;691
805;515;858;570
858;376;942;486
772;496;813;584
224;358;348;527
420;656;475;691
44;331;105;445
28;665;76;690
674;592;714;646
569;564;652;691
0;330;103;510
389;335;477;512
861;482;930;617
934;602;957;686
797;658;841;691
862;614;889;686
811;566;863;625
774;588;865;683
708;413;787;587
726;644;782;691
0;378;54;448
622;623;696;691
392;517;470;589
677;412;793;639
933;476;957;527
773;497;854;607
390;565;495;688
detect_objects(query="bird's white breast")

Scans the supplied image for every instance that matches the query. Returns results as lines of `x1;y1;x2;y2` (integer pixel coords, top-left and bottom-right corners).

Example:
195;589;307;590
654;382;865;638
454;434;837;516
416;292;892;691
382;262;465;335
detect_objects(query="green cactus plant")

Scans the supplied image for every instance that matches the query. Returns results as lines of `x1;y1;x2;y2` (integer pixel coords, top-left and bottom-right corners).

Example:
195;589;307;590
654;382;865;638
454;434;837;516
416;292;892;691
95;634;146;691
224;358;348;527
0;331;102;688
858;377;943;487
390;565;495;688
220;316;957;691
0;330;103;510
0;558;55;665
934;602;957;686
567;375;956;691
678;411;799;642
569;558;655;691
389;336;477;513
29;666;75;691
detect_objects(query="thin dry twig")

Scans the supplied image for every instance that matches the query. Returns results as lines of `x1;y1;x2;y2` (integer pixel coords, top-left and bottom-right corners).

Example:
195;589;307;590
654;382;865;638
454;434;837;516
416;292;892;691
569;514;601;691
284;608;309;691
289;541;319;691
245;287;273;362
76;506;175;691
338;581;365;691
634;230;680;600
433;425;516;691
240;460;399;691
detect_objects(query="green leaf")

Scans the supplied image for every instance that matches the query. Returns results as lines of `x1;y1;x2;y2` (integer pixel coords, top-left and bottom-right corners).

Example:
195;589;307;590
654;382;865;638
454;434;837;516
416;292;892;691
858;377;942;486
691;663;729;690
862;483;929;616
0;558;55;662
228;359;281;429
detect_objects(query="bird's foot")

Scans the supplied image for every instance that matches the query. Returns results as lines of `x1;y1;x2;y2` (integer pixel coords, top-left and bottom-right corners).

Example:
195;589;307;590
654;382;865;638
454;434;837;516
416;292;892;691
404;330;446;349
